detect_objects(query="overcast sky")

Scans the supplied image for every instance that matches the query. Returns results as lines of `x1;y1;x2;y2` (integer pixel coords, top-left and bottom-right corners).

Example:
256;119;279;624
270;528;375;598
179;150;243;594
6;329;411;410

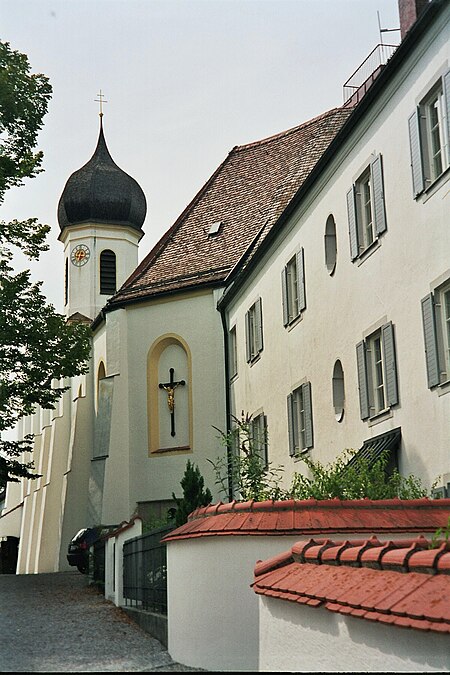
1;0;401;312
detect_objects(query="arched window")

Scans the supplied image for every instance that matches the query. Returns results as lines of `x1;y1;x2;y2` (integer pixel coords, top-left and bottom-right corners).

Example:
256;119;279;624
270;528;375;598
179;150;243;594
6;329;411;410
332;359;345;422
100;249;116;295
324;215;337;275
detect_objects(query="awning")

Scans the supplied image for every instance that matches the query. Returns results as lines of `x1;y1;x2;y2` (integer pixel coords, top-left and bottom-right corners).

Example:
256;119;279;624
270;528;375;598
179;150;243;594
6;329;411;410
344;427;401;473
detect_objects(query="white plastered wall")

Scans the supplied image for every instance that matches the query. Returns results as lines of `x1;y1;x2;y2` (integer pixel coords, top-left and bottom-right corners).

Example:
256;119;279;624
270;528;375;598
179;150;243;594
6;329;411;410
60;223;141;321
259;595;450;672
227;10;450;492
98;288;227;526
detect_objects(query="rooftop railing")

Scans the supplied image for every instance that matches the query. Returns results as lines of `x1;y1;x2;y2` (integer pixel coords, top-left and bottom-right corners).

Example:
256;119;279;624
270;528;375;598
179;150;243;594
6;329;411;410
343;43;398;106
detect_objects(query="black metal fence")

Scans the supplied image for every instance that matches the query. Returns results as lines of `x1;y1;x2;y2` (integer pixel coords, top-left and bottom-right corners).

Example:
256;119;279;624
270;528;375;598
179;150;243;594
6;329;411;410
123;524;174;614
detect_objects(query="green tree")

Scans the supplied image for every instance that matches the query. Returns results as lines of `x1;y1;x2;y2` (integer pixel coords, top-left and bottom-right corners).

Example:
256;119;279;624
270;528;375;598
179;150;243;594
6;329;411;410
0;41;91;484
172;460;213;527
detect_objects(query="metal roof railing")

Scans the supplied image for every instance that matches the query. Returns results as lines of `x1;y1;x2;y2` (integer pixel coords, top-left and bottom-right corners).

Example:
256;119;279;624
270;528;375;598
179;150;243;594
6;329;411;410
343;43;398;105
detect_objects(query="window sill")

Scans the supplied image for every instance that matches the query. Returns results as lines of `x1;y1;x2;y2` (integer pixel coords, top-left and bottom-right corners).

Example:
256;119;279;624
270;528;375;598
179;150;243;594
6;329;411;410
367;407;393;427
285;313;304;332
248;353;262;367
151;445;191;455
437;379;450;397
355;238;381;266
419;165;450;203
292;449;311;461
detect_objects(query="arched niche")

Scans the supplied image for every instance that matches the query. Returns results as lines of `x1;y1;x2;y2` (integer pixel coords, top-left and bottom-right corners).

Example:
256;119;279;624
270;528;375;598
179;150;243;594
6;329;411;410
147;334;192;455
324;214;337;275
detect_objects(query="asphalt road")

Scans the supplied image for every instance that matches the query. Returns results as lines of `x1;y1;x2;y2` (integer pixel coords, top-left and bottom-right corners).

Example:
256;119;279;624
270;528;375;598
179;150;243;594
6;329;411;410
0;571;201;672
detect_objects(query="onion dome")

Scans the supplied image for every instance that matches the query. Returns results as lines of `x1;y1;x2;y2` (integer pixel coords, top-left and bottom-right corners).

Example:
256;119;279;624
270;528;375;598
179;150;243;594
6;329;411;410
58;120;146;233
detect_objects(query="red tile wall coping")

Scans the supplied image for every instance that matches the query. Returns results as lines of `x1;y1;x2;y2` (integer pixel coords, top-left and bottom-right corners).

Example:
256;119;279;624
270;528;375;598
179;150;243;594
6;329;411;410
162;498;450;542
252;536;450;633
102;515;143;540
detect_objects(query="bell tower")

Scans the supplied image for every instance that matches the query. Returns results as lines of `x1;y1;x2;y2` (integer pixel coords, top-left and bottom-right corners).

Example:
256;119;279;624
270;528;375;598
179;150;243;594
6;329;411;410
57;104;147;321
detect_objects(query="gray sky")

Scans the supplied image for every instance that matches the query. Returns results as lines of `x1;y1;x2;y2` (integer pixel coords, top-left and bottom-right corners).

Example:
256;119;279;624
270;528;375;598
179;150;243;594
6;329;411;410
1;0;401;312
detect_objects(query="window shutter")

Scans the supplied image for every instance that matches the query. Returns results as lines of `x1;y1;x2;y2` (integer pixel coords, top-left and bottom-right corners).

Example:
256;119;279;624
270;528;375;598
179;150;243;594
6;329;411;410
421;293;440;388
347;186;359;260
371;154;387;236
302;381;313;449
287;394;295;456
245;310;251;363
408;109;425;197
381;322;398;407
255;297;263;354
281;268;289;326
297;247;306;312
356;340;370;419
444;70;450;158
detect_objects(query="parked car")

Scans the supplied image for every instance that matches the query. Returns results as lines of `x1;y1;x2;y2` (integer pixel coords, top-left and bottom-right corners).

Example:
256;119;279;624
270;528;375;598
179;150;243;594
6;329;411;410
67;525;118;574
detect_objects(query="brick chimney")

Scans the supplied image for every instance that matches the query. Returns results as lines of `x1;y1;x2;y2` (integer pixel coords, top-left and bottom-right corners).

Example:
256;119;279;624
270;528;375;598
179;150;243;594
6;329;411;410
398;0;429;39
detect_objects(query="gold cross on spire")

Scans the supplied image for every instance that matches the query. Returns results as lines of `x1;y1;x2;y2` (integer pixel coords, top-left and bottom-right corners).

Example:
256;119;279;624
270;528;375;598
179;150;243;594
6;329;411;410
95;89;108;117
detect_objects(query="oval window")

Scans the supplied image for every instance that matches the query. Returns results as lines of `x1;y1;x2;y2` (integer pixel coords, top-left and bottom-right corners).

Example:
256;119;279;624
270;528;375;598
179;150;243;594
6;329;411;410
332;359;345;422
324;214;337;275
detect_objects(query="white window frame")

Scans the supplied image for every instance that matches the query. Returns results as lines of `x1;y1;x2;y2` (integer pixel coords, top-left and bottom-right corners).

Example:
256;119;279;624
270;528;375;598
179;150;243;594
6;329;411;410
420;82;449;185
355;167;374;252
366;330;386;416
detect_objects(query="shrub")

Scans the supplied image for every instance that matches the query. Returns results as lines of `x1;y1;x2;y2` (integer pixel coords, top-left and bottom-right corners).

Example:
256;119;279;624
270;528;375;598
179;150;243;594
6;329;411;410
209;412;430;502
288;449;428;500
172;460;213;527
209;413;285;501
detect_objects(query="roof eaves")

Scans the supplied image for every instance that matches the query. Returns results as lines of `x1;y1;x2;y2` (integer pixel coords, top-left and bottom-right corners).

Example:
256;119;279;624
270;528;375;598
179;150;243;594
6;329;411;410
218;0;445;310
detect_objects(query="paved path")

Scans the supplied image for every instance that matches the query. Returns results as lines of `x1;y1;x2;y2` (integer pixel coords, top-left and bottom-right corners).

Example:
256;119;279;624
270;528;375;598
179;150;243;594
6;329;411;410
0;571;201;672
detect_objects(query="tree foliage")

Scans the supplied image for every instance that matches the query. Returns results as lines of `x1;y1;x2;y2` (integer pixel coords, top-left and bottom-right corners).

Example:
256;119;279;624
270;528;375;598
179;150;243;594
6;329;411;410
0;41;91;484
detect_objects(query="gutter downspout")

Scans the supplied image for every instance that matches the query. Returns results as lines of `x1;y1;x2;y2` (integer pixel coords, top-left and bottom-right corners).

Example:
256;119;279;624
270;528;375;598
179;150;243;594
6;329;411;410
218;298;233;502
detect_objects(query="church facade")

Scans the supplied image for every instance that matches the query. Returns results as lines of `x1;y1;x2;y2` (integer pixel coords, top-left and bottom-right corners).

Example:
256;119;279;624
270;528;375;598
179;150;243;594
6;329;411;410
0;0;449;574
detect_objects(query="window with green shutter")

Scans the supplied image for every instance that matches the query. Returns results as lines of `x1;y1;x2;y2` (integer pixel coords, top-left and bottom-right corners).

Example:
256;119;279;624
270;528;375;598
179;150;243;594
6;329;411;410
250;413;268;466
245;297;263;363
356;322;399;420
347;154;387;261
287;382;313;455
421;280;450;388
282;248;306;327
409;71;450;197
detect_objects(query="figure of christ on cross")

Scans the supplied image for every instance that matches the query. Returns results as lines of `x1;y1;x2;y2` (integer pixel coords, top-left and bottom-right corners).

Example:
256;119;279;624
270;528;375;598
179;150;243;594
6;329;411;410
159;368;186;437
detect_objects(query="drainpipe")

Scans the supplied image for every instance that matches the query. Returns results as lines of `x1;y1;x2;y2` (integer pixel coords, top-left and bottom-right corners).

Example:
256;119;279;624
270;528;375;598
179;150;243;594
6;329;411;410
219;298;233;503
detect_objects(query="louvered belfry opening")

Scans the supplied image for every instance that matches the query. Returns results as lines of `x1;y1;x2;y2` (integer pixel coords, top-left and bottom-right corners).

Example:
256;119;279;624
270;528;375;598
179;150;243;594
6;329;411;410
100;249;116;295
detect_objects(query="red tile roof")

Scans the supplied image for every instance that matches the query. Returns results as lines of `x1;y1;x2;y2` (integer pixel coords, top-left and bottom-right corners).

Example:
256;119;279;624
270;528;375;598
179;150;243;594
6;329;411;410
163;498;450;541
252;536;450;634
107;107;352;307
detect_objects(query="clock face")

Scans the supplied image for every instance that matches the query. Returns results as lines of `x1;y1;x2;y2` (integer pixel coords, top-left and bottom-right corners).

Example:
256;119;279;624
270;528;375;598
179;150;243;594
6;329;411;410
70;244;90;267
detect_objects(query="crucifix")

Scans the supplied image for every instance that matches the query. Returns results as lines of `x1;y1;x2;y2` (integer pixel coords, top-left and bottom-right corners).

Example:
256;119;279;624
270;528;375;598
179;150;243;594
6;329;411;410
159;368;186;437
95;89;108;118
